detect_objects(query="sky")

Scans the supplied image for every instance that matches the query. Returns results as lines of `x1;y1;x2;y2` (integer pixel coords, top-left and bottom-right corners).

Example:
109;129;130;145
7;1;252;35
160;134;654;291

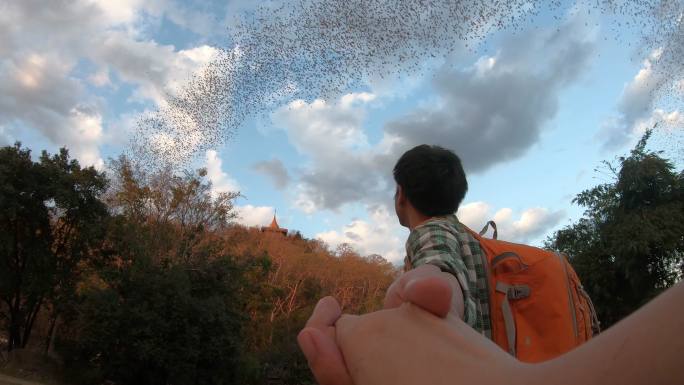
1;0;682;263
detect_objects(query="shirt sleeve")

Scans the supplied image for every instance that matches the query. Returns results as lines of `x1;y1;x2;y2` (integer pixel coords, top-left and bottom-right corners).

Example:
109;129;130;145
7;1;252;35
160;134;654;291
405;224;478;327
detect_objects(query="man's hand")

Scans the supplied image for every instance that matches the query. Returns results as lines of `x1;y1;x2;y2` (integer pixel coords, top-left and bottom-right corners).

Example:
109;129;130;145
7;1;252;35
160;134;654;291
297;268;457;385
384;264;464;320
334;301;522;385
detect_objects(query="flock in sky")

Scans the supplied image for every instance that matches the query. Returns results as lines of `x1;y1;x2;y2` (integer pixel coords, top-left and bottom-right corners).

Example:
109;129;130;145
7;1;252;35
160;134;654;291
132;0;683;168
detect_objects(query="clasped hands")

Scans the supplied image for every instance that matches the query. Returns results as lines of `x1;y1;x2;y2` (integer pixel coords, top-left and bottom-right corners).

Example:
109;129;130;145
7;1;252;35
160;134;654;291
297;264;527;385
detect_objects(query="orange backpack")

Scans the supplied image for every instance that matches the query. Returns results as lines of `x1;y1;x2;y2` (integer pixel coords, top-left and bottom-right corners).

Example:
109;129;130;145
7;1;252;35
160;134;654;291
468;221;600;363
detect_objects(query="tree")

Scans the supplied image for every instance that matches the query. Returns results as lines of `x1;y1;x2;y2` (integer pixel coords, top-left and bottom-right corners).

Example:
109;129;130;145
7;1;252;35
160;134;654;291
547;130;683;327
219;226;397;384
63;255;251;385
107;156;239;231
0;144;108;351
106;156;240;265
54;156;257;384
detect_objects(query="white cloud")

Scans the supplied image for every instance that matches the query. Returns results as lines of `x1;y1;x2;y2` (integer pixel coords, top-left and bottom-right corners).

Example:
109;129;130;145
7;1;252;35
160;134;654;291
204;150;240;197
457;201;565;244
316;205;405;262
235;205;275;227
274;16;596;213
90;0;225;37
273;93;374;155
598;49;683;151
67;108;105;169
456;201;491;228
474;55;497;76
0;0;226;168
93;33;219;104
313;200;563;262
383;15;595;174
632;109;684;137
90;0;144;26
0;51;104;168
273;92;388;212
88;67;112;87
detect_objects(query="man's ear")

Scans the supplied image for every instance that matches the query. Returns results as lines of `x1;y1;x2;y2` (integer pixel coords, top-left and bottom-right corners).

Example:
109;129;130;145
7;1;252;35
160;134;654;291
396;185;406;205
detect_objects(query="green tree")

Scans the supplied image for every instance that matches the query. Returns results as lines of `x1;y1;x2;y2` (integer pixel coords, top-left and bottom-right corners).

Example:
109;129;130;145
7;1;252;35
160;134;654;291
0;144;108;351
56;156;259;384
547;130;683;327
64;254;251;385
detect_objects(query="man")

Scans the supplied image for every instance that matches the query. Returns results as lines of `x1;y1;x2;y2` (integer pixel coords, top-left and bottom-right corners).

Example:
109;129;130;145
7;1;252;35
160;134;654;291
298;144;492;384
386;144;490;334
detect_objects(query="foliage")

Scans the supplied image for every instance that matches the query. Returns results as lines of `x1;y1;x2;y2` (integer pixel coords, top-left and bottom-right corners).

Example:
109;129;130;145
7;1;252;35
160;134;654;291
547;130;683;327
0;145;397;384
221;227;397;384
0;144;108;351
61;255;248;385
106;156;239;231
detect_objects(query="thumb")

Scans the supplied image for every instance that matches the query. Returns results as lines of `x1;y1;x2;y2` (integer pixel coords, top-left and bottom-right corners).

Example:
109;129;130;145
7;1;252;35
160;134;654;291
404;276;453;318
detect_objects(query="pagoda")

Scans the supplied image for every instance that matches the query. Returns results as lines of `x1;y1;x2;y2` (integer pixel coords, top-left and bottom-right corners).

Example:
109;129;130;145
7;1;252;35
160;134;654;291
260;214;288;236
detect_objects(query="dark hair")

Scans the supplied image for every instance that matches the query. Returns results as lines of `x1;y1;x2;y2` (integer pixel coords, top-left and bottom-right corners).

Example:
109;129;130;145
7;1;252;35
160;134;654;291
393;144;468;216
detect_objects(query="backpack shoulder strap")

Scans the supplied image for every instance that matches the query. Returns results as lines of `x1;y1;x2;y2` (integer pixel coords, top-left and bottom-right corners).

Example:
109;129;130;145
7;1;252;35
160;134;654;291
479;220;498;240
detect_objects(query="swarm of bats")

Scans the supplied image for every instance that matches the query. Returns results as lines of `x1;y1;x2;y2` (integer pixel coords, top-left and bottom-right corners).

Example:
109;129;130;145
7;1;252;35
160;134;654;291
131;0;683;168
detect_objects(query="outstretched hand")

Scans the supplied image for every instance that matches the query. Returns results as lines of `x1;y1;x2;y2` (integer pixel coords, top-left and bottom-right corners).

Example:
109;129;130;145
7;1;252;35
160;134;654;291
297;266;457;385
297;297;354;385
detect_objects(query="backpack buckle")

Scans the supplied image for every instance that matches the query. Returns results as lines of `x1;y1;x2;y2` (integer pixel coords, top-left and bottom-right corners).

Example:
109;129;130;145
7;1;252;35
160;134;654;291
507;285;531;300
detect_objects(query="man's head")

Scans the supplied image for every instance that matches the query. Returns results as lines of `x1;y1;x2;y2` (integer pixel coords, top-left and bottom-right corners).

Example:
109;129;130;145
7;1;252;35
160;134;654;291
393;145;467;227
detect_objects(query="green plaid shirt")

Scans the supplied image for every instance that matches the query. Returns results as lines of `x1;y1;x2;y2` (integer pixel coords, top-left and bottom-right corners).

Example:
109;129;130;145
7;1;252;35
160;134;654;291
404;214;491;337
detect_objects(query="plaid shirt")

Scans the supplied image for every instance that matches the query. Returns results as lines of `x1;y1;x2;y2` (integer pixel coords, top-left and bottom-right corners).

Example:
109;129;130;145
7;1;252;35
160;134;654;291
404;214;491;337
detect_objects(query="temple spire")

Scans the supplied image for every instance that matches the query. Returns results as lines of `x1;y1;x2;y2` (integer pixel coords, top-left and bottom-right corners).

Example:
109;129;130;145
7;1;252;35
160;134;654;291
269;214;280;229
261;212;288;235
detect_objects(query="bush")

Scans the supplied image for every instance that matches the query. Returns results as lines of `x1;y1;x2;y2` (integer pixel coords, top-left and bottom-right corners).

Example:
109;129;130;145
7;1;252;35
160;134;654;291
61;256;248;385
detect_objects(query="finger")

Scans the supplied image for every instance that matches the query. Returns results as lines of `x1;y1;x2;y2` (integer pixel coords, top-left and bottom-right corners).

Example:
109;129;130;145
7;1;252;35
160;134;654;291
298;327;354;385
306;296;342;329
383;275;404;309
404;276;453;318
383;265;442;309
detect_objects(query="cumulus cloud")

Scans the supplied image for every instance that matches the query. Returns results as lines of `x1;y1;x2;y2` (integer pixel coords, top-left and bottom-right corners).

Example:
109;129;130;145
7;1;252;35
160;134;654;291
457;202;565;244
0;52;105;167
204;150;240;197
314;201;564;262
273;92;388;212
93;34;219;104
252;158;290;189
0;0;225;167
235;205;275;227
89;0;225;37
88;67;113;87
383;15;595;173
275;16;596;213
316;205;405;262
456;201;491;229
273;93;374;154
598;49;682;151
203;148;272;229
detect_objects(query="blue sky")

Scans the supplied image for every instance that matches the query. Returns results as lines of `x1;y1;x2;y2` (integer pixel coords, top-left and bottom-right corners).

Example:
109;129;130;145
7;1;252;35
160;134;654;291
1;0;682;262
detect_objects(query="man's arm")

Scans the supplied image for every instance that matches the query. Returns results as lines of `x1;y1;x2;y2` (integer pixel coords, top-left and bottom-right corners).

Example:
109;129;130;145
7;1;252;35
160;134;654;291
400;224;476;323
306;281;684;385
